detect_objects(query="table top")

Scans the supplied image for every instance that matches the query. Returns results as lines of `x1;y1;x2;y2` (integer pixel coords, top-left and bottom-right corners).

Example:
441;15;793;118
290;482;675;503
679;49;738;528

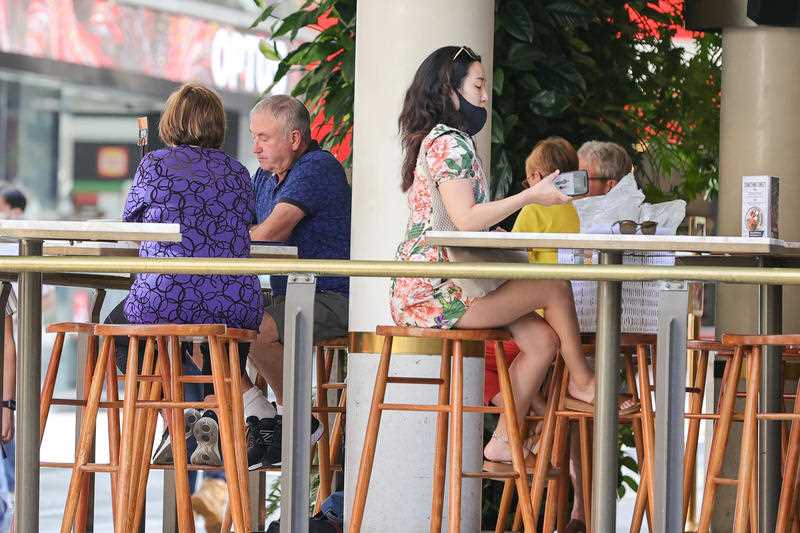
0;220;182;242
43;240;298;258
425;231;800;256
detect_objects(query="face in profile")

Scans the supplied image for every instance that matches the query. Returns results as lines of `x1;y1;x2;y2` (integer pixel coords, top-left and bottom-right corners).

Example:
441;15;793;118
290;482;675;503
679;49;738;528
0;197;22;219
250;112;296;174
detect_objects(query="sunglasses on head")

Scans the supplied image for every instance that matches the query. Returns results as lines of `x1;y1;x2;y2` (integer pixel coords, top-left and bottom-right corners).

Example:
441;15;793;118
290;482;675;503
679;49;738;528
452;45;478;62
612;220;658;235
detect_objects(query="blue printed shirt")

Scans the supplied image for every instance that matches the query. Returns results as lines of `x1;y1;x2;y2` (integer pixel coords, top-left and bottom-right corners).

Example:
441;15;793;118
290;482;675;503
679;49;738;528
253;142;351;296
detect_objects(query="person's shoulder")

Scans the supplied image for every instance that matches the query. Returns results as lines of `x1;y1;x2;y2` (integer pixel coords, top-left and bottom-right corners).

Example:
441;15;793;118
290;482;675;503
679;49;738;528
294;145;347;182
424;124;474;157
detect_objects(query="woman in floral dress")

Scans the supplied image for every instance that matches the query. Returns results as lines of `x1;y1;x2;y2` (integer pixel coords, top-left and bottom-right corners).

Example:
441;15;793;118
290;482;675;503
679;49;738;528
390;46;598;466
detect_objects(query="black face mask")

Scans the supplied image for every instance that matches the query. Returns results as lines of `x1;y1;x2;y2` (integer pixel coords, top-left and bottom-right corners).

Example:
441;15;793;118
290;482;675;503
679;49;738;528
456;91;487;136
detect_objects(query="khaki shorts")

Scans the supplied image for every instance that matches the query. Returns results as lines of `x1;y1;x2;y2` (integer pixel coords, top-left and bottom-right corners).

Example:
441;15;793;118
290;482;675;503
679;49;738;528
264;292;349;345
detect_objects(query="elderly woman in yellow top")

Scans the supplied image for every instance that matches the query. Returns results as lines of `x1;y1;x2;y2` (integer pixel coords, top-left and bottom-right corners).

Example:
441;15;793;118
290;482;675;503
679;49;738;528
512;137;581;262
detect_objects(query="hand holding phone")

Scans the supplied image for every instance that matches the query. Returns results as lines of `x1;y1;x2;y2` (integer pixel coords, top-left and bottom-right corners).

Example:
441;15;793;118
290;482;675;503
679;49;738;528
528;171;571;206
552;170;589;197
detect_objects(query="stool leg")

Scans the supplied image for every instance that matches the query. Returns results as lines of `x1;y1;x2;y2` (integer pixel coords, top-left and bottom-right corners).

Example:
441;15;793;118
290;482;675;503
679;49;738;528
349;335;393;533
168;336;196;533
39;332;65;440
227;339;252;527
133;343;167;529
447;340;465;533
636;344;656;525
114;335;143;532
329;388;347;465
316;344;333;514
698;346;744;532
530;359;565;526
76;333;98;533
209;336;246;533
683;349;710;526
127;337;157;522
494;478;516;532
495;340;535;532
60;336;111;533
578;416;592;533
623;353;647;533
734;346;761;532
105;338;121;528
430;339;451;533
777;377;800;532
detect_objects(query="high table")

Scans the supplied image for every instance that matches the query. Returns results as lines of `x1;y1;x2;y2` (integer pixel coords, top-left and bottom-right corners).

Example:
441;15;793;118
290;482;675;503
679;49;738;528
41;238;303;532
0;220;181;533
426;231;800;533
0;220;312;532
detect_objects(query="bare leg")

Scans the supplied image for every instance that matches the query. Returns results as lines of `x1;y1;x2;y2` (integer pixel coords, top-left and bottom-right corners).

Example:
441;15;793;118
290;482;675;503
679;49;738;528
470;314;558;462
457;279;594;403
248;313;285;404
569;424;585;521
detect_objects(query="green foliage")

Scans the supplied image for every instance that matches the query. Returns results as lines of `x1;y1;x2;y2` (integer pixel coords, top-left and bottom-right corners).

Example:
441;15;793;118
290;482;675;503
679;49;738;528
254;0;720;203
492;1;721;202
252;0;355;168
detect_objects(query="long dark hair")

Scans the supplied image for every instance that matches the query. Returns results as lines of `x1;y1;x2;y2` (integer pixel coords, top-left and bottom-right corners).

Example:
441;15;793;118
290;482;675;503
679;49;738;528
398;45;481;192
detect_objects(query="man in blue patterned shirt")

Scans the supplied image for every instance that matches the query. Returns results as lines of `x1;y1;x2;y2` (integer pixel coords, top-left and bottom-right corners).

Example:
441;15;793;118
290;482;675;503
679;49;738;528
243;95;351;469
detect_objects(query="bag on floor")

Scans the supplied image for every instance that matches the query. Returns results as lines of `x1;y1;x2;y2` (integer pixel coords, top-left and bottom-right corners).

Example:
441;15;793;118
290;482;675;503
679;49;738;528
265;511;343;533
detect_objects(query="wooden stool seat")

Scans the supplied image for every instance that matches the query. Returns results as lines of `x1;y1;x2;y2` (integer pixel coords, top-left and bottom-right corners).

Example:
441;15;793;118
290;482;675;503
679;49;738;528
46;322;95;334
375;325;511;342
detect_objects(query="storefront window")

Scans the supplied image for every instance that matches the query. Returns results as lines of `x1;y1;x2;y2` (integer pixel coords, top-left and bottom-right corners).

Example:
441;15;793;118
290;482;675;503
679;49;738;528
0;77;59;214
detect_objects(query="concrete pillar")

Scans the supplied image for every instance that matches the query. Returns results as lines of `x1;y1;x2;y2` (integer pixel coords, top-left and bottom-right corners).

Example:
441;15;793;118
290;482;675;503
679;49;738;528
715;26;800;527
345;1;494;531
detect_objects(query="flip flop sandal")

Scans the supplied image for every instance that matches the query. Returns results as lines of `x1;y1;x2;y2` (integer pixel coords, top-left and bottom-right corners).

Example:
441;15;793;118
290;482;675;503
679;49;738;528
564;395;640;416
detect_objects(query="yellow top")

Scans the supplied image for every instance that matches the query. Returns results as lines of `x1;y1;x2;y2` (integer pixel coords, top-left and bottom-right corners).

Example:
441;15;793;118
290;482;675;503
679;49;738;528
512;203;580;264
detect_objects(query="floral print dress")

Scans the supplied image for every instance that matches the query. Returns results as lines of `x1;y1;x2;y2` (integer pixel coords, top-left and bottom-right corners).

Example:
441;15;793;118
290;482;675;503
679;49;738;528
390;124;488;329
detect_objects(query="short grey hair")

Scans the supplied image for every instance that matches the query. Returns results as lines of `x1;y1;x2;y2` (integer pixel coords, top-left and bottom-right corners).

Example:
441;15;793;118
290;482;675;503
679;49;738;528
577;140;632;180
251;95;312;146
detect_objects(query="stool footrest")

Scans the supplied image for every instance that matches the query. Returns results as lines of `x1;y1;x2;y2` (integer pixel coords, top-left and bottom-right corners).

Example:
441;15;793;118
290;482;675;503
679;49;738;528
378;403;449;413
51;398;123;408
713;476;739;486
464;470;517;480
319;383;346;390
312;406;345;414
385;377;444;385
138;400;216;409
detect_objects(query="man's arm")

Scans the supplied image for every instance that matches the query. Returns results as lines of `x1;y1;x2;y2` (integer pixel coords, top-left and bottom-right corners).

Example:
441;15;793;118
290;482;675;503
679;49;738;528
250;202;305;242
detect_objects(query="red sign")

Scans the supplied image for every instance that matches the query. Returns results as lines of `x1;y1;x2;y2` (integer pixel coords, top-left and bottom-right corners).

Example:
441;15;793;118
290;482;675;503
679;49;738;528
0;0;286;94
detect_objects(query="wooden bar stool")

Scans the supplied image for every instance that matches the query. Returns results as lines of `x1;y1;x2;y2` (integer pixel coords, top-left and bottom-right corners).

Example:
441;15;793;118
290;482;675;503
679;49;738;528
695;334;800;533
696;333;767;533
313;335;349;512
59;324;256;533
350;326;535;533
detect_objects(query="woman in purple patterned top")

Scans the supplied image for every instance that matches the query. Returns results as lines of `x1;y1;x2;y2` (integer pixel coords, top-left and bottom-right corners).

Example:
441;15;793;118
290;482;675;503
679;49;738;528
122;83;263;330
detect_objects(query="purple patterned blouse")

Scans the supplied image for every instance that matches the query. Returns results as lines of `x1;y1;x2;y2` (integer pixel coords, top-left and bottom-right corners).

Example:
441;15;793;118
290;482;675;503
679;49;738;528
123;145;264;331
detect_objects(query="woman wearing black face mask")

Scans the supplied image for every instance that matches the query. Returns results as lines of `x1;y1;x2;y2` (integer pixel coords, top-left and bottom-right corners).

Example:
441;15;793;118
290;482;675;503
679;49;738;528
391;46;603;467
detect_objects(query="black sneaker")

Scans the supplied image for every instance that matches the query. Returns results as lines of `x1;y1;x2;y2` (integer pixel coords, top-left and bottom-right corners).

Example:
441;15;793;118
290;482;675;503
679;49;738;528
152;407;201;464
190;410;222;466
272;402;324;446
247;415;282;470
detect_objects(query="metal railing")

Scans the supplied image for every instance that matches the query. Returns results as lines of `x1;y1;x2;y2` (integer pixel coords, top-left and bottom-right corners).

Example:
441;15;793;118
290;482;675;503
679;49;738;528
0;255;798;284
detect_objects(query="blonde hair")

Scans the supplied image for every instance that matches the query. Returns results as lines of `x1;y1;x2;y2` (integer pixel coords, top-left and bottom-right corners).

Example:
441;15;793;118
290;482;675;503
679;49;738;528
523;137;578;187
159;83;226;149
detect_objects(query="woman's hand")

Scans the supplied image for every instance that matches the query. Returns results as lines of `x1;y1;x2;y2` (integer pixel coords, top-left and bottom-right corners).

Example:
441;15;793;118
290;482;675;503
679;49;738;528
1;407;13;443
524;170;570;206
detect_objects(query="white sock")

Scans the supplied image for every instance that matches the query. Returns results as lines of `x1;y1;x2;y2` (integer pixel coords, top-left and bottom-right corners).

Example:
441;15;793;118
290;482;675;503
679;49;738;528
243;386;276;421
276;404;284;415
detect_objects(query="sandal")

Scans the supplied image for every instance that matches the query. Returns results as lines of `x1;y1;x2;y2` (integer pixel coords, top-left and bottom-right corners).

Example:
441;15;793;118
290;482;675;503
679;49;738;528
564;395;640;416
484;432;538;464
